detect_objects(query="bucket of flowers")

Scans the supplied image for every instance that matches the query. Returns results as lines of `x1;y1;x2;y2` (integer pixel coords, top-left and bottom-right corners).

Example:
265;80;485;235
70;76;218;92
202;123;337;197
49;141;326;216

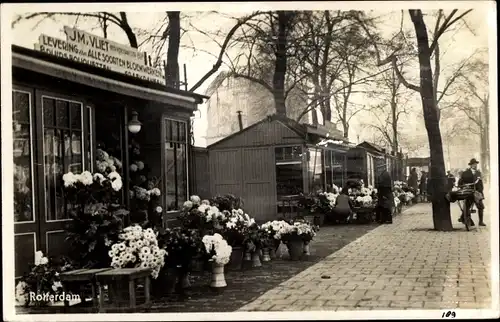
218;209;254;270
279;220;318;261
260;220;291;256
178;196;219;234
156;227;204;293
315;188;339;225
201;233;232;290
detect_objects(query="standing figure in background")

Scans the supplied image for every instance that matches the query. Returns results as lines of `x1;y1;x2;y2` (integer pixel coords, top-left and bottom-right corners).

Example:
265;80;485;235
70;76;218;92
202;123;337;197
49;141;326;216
376;169;394;224
408;168;419;194
458;158;485;227
446;171;456;192
419;171;428;202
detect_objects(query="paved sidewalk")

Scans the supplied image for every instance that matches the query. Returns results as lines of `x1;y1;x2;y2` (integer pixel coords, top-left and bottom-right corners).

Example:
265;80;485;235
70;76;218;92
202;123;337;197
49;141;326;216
238;203;491;311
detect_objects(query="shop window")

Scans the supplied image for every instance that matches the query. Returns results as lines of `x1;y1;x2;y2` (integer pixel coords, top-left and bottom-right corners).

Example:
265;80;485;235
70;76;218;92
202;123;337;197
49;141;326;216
42;96;90;221
13;90;35;223
308;148;323;193
164;118;188;211
275;145;304;197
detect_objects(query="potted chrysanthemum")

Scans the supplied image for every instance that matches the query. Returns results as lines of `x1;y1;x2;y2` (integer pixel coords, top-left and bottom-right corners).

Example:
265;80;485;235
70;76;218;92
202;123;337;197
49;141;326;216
202;233;232;289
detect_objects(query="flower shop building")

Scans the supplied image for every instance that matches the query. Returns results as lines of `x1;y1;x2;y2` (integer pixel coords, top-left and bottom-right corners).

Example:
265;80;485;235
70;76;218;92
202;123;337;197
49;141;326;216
346;141;405;186
12;44;206;278
206;114;352;222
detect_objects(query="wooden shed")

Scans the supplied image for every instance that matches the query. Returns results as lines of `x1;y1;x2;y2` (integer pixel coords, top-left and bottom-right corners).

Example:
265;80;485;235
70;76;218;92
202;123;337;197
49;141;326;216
206;114;352;221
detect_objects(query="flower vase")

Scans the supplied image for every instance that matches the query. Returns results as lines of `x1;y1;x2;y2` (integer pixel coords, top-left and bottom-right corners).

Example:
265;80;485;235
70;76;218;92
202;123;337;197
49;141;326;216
287;240;303;261
210;262;227;288
303;241;311;256
227;246;244;271
261;248;271;262
251;249;262;267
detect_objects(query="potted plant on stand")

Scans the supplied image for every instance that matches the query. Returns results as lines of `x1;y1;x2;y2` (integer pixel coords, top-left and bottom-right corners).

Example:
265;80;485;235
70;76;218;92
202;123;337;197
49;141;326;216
202;233;232;290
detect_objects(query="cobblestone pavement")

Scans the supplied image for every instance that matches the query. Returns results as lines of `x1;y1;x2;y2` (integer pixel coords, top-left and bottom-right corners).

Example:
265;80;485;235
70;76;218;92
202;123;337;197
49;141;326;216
238;203;492;312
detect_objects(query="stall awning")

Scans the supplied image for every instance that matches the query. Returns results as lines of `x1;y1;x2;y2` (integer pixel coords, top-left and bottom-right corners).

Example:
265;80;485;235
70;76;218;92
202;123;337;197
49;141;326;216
12;45;207;110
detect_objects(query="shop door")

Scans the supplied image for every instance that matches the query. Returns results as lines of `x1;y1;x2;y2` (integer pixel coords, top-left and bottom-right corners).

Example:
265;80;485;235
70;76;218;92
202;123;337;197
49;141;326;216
13;87;93;278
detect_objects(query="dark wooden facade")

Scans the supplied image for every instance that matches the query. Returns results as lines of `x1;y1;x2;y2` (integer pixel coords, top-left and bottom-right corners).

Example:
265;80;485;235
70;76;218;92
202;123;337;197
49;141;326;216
346;141;405;186
11;45;205;278
206;115;350;221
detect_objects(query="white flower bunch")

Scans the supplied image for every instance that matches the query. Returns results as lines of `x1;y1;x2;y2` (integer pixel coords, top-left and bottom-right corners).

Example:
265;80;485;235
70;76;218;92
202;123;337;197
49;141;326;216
34;250;49;266
96;149;121;173
320;192;338;208
108;225;167;279
356;195;373;206
15;281;28;306
202;233;232;265
273;221;294;240
405;192;415;201
293;221;316;237
63;170;123;192
394;196;401;207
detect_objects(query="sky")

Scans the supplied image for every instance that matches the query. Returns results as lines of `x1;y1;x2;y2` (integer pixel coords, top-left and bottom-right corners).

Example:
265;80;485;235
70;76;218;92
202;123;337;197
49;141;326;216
6;2;493;152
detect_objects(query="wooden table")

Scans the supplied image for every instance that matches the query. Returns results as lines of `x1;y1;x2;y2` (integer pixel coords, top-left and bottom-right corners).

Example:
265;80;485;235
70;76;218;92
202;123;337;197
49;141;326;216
95;268;152;313
59;268;112;311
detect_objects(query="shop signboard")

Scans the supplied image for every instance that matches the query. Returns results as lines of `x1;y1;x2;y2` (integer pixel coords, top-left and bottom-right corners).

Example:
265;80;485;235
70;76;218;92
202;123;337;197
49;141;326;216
34;26;165;85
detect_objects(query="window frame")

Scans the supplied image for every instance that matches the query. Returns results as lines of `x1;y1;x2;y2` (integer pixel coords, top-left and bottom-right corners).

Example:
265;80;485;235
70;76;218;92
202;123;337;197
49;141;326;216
12;89;37;225
162;116;189;213
39;92;91;223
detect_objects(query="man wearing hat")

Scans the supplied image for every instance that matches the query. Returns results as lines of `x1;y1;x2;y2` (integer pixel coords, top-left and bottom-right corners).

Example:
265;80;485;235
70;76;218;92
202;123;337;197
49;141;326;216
457;158;486;226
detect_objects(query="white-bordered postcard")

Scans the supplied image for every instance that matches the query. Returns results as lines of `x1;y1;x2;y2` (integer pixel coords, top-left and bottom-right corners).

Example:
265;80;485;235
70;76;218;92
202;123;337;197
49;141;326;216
1;1;498;321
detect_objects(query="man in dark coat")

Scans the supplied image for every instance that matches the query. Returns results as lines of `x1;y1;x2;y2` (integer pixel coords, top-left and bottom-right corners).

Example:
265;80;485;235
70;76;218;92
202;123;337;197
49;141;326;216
458;158;485;226
376;169;394;224
446;171;456;191
408;168;419;192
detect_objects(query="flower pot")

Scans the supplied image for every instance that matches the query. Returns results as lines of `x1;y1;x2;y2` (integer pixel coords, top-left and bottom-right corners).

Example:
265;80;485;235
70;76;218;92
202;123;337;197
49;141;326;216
261;248;271;262
243;251;252;261
179;271;191;289
269;247;277;260
303;241;311;256
286;240;303;261
210;262;227;288
227;246;244;271
251;249;262;267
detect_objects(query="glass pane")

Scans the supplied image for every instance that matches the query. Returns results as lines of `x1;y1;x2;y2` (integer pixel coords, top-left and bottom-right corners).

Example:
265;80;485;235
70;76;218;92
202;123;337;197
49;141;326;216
13;122;34;222
45;129;67;220
176;144;187;206
179;122;186;142
166;120;172;141
275;147;283;161
43;97;55;127
165;142;176;211
70;102;82;129
68;132;83;174
308;148;323;192
171;121;178;142
56;99;69;127
13;91;30;124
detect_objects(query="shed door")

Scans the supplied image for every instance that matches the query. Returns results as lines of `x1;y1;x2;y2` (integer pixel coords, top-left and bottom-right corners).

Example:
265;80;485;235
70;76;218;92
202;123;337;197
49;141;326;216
209;149;243;198
241;147;276;221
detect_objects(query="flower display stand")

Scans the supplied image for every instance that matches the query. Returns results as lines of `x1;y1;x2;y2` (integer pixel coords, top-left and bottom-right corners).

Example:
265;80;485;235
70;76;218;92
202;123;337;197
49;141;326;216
59;268;112;311
95;268;152;313
261;248;271;262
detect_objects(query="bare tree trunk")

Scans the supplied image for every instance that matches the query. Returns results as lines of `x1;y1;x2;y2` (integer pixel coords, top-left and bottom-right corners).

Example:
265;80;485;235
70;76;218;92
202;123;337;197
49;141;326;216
273;11;294;115
165;11;181;88
311;109;318;125
410;9;452;231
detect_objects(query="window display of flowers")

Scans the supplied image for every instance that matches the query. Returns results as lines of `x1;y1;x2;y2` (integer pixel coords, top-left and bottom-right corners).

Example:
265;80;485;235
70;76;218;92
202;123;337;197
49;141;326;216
108;225;167;279
15;251;73;307
63;158;128;269
202;233;233;266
